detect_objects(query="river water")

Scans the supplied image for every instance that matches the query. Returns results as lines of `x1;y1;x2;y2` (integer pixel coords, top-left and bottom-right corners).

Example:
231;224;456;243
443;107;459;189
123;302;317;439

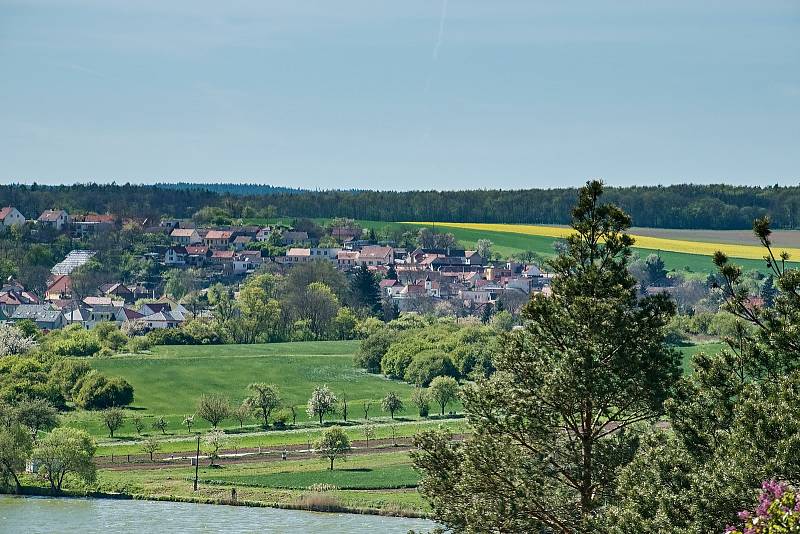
0;496;437;533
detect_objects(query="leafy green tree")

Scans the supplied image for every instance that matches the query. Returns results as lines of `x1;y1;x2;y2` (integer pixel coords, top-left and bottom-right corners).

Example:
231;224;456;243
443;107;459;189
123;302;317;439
411;387;430;417
428;376;459;416
13;398;58;442
354;328;395;373
101;407;125;438
413;181;681;533
196;394;230;429
314;426;351;470
33;427;96;493
476;239;493;259
247;383;281;427
381;391;404;420
0;422;32;494
73;372;134;410
610;217;800;532
131;415;145;435
362;423;375;448
306;385;337;425
760;274;777;307
232;402;250;428
645;253;667;286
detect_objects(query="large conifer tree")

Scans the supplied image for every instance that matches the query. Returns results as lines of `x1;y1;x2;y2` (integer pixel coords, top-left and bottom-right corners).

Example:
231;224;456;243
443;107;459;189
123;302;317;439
412;181;681;532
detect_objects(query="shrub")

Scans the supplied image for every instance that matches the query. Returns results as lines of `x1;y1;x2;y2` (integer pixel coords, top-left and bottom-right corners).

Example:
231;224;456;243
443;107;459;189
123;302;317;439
146;328;193;346
354;328;395;373
73;371;134;410
404;350;458;386
127;336;152;354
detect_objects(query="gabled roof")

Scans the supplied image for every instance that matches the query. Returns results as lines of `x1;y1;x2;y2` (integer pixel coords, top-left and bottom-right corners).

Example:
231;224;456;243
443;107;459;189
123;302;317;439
170;228;198;237
11;304;61;322
38;209;66;222
205;230;233;240
359;246;393;260
167;246;188;255
379;279;398;288
186;245;210;255
77;214;115;223
46;275;72;295
233;235;252;243
116;307;145;321
212;249;235;259
287;248;311;257
145;310;184;323
0;207;20;220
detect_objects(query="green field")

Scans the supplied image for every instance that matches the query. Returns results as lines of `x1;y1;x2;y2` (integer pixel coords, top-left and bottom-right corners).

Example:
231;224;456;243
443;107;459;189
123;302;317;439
678;341;726;373
204;452;418;490
92;450;429;515
66;341;425;439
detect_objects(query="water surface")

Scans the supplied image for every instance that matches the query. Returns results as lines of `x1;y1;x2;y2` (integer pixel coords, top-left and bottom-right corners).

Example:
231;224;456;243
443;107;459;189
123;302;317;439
0;496;436;534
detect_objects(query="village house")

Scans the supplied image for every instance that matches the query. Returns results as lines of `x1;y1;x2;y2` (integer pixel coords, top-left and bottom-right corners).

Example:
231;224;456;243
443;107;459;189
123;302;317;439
99;282;136;303
45;275;72;301
10;304;65;330
255;226;272;242
73;214;115;238
37;209;70;231
170;228;202;245
164;246;188;266
357;246;394;267
185;245;212;266
284;247;340;264
0;207;26;231
232;235;252;251
337;250;359;270
281;230;309;245
211;249;236;265
204;230;234;250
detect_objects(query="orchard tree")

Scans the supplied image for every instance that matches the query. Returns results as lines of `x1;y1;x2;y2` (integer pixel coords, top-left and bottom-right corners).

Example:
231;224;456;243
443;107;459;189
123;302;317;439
196;394;230;429
33;427;97;493
232;402;250;428
101;407;125;438
204;430;227;467
362;400;373;420
141;437;160;462
247;383;281;427
131;415;145;435
362;424;375;448
151;416;168;435
315;426;351;470
307;386;337;425
182;415;194;433
411;387;431;418
381;391;404;420
413;181;681;533
428;376;459;416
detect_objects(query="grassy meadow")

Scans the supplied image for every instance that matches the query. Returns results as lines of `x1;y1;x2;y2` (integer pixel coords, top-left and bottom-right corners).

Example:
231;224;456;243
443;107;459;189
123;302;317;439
64;340;454;445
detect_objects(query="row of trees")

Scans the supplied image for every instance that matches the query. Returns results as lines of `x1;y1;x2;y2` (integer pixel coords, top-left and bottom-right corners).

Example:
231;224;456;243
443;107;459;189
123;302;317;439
5;182;800;229
411;181;800;533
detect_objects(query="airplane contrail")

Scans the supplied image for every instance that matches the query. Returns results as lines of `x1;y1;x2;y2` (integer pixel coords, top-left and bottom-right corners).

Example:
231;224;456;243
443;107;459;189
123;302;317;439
432;0;448;61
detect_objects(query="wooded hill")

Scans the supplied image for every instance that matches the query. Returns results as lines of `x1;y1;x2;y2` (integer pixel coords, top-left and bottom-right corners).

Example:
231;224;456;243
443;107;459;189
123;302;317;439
2;182;799;229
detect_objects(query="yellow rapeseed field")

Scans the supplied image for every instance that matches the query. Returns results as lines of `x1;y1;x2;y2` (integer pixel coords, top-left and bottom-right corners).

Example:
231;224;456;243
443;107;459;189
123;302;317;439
405;222;800;261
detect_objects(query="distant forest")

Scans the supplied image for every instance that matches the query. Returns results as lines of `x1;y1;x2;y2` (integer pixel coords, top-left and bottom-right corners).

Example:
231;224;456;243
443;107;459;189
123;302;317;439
2;182;799;230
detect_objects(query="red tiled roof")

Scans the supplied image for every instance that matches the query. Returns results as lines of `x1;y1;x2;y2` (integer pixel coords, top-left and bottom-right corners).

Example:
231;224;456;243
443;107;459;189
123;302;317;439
0;207;18;220
206;230;233;240
38;209;65;222
46;275;71;294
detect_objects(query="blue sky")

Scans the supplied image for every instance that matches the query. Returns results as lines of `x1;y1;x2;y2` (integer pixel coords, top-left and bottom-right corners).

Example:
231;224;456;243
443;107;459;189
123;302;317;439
1;1;798;190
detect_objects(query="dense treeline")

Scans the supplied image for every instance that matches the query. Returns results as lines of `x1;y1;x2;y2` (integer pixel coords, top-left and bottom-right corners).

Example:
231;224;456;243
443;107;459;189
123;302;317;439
0;183;218;220
153;182;304;196
3;182;800;229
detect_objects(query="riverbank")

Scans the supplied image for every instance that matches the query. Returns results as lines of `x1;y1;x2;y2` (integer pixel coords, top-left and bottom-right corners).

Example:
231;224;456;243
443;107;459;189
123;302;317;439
8;447;432;519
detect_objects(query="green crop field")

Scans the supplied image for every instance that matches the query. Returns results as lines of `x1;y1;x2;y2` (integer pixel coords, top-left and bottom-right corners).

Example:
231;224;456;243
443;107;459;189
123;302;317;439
352;220;774;273
67;341;422;438
203;452;418;490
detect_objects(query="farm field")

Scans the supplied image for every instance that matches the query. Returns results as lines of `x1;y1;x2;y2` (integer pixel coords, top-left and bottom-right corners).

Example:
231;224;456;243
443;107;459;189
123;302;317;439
91;449;430;515
404;222;798;264
345;220;779;273
66;341;422;439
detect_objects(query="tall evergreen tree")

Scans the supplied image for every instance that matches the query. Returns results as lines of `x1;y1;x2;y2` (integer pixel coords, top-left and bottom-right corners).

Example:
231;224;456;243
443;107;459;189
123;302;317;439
412;181;681;533
350;264;381;315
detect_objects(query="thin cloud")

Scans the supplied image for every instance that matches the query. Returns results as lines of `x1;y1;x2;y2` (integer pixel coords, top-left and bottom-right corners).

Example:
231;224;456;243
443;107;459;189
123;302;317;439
432;0;448;60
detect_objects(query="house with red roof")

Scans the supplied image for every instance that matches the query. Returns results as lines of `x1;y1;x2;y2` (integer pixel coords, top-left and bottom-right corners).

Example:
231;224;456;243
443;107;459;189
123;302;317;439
0;207;25;231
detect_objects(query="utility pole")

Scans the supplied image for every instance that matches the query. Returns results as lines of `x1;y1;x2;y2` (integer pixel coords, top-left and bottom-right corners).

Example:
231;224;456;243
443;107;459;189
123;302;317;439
193;434;200;491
